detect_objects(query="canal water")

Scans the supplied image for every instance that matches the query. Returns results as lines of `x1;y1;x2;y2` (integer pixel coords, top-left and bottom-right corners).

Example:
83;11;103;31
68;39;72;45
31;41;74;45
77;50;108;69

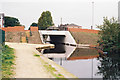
42;43;120;79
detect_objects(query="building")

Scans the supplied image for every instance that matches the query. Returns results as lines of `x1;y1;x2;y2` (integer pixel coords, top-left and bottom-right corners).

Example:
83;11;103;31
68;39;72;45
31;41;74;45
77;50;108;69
47;25;59;30
0;13;4;28
65;23;82;28
59;23;82;31
118;1;120;23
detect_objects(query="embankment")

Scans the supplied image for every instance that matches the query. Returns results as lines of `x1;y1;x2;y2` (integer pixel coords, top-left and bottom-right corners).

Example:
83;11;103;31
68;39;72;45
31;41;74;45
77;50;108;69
0;26;42;44
68;28;99;46
5;31;42;44
70;31;99;45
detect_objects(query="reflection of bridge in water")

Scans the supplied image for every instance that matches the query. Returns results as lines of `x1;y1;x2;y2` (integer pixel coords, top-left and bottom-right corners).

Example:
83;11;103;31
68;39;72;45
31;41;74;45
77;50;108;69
67;48;99;60
42;44;99;60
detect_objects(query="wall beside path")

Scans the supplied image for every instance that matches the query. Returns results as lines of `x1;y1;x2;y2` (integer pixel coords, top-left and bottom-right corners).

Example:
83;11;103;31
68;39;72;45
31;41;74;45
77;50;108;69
5;31;42;44
0;26;42;44
28;31;42;44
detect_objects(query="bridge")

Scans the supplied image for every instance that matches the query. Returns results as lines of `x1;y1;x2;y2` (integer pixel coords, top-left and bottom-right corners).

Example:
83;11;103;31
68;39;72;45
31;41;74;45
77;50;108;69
39;30;77;58
39;30;76;45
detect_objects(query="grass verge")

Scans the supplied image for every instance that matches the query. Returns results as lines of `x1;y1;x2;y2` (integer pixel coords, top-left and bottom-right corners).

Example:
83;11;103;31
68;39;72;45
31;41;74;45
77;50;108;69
1;45;15;78
34;53;66;79
70;32;99;45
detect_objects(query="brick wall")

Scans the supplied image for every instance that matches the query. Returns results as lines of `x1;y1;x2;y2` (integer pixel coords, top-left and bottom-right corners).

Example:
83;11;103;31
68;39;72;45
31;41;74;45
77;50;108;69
5;32;25;43
0;26;42;44
68;28;99;34
28;31;42;44
30;26;38;31
0;26;25;32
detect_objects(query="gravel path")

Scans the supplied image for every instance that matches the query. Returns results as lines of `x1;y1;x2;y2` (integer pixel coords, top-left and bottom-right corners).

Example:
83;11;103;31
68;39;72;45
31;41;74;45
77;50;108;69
6;42;53;78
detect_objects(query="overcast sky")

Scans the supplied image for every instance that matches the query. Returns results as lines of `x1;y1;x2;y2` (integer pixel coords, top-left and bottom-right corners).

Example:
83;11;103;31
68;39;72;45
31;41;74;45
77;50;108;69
0;0;120;30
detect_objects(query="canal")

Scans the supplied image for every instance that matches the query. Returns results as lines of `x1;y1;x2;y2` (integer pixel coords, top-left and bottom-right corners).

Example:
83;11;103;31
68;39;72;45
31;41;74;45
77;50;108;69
42;43;120;79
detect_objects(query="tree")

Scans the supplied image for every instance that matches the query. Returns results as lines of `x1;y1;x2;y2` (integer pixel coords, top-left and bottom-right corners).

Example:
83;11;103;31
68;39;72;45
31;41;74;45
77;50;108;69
38;11;54;30
30;22;38;26
4;16;21;27
97;17;120;52
97;52;120;79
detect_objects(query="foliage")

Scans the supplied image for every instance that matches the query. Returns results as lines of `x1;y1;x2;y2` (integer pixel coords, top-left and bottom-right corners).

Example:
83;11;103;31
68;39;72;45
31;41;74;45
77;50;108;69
34;54;40;57
38;11;54;30
28;23;38;30
4;16;21;27
97;52;120;79
97;17;120;52
1;45;15;78
36;54;65;78
30;22;38;26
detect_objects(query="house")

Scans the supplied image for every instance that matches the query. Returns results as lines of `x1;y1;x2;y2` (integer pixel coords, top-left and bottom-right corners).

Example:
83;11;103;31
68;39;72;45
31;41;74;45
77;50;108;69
65;23;82;29
59;23;82;30
47;25;59;30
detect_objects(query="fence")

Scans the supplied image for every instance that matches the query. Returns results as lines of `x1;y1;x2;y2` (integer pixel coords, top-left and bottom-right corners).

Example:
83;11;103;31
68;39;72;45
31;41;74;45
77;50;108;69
0;29;5;46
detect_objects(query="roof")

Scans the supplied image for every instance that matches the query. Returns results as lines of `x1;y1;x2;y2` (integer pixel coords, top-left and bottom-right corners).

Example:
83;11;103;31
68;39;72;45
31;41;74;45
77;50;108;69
0;13;4;16
67;23;79;26
59;23;82;27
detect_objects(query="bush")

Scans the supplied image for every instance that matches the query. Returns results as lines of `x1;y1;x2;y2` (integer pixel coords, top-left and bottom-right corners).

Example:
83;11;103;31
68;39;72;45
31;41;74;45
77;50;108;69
97;17;120;52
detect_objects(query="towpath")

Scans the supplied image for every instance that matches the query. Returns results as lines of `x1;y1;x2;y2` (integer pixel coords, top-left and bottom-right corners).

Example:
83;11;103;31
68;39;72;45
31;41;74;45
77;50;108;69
6;42;53;78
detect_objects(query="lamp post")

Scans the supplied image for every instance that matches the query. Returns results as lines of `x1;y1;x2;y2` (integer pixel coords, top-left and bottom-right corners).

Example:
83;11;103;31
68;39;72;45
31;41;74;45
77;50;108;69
118;1;120;23
91;2;94;30
91;2;94;79
0;13;4;28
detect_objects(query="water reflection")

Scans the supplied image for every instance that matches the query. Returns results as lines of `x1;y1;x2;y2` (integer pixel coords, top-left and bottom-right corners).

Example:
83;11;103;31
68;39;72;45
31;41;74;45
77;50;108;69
43;44;65;53
68;48;99;60
97;52;120;79
41;43;120;78
42;43;76;58
42;44;101;78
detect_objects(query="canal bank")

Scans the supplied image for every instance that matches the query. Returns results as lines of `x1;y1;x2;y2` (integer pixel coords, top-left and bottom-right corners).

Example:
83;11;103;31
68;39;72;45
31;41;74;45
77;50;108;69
42;43;101;78
5;42;76;78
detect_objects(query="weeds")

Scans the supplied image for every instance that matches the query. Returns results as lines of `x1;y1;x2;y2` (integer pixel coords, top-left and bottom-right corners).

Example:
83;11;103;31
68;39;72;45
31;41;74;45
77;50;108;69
34;53;65;78
34;54;40;57
1;45;15;78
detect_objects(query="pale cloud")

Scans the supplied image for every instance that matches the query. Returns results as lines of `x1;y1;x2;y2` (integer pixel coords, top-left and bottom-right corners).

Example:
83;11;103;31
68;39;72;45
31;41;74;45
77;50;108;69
1;0;120;30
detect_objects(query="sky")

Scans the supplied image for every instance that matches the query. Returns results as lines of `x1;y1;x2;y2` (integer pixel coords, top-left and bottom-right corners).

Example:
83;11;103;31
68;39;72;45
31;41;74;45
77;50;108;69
0;0;120;30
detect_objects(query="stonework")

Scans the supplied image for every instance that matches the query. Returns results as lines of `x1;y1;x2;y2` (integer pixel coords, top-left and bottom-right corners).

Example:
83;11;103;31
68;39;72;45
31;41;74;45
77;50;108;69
0;26;42;44
5;31;42;44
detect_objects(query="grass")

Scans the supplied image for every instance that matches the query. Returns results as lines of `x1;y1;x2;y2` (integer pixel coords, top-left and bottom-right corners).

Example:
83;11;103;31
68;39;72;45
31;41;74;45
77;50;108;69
34;54;40;57
70;32;99;45
34;53;66;78
43;62;66;78
1;45;15;78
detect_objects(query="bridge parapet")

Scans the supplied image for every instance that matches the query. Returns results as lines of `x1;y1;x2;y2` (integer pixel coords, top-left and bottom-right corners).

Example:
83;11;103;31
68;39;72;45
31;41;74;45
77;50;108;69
40;30;66;35
39;30;76;45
